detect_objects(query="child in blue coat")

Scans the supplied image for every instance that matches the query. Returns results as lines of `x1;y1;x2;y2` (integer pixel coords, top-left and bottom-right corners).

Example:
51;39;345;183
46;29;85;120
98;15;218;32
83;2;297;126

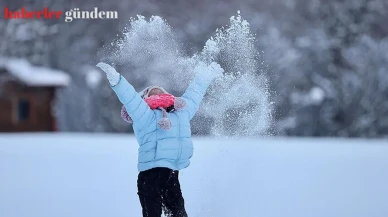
97;61;223;217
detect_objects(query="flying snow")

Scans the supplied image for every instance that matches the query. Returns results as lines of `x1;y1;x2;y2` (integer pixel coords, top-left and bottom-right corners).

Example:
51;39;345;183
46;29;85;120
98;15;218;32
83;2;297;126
99;11;272;137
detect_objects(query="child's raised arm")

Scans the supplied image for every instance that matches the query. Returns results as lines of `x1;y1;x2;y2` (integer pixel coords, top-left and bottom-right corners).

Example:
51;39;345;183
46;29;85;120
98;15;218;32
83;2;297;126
97;62;155;129
181;61;224;120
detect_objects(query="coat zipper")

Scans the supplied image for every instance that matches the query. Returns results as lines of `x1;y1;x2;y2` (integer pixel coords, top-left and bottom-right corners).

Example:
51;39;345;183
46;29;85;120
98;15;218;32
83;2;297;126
175;113;183;162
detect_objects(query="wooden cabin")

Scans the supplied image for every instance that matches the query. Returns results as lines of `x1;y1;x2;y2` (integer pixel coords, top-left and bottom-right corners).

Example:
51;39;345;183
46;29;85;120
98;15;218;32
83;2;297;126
0;58;70;132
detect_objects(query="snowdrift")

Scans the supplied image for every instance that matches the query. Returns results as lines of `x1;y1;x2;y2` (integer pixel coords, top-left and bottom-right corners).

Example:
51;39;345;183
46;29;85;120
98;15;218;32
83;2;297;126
0;134;387;217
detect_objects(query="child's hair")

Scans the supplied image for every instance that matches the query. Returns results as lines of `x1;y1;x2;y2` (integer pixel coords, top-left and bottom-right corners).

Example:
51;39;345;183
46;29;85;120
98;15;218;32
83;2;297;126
141;86;169;99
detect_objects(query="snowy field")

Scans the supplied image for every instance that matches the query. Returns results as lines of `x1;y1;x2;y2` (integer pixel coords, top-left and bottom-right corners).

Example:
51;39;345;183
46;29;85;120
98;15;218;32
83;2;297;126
0;133;387;217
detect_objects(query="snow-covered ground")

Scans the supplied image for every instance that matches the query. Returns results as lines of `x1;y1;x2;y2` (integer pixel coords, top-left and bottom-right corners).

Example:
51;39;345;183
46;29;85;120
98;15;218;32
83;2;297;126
0;133;387;217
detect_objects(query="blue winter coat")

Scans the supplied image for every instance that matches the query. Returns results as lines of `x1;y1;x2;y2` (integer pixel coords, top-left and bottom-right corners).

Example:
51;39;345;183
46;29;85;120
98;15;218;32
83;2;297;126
111;71;219;172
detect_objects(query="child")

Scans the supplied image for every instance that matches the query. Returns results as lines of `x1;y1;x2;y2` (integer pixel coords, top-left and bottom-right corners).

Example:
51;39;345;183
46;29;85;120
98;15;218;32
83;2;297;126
96;61;224;217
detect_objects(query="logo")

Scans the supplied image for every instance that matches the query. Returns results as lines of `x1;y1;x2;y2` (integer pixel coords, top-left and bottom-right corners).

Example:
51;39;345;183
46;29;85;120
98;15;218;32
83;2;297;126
4;7;118;22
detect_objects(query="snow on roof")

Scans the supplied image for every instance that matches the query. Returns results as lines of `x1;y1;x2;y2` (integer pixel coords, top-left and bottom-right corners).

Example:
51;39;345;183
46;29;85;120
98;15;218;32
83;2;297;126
0;57;70;87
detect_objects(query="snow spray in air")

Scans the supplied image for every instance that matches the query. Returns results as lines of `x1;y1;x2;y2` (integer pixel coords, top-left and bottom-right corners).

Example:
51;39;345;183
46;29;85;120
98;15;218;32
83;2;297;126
196;11;272;137
99;11;272;137
99;15;195;91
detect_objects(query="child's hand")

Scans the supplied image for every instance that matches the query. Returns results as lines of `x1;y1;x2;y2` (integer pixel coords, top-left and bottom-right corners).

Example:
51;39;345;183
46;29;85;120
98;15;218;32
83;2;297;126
97;62;116;73
193;61;224;82
208;62;224;78
96;62;121;86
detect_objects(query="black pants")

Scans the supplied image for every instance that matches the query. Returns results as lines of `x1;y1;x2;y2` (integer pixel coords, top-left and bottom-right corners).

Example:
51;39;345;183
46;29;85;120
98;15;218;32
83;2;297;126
137;167;188;217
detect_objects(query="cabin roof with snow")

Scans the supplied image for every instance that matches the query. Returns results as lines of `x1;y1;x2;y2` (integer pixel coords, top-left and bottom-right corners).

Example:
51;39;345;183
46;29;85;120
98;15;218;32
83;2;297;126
0;57;70;87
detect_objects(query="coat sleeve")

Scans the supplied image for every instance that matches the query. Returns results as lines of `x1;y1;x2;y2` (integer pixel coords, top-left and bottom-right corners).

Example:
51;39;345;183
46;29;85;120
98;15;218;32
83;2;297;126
181;70;220;120
111;75;155;129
